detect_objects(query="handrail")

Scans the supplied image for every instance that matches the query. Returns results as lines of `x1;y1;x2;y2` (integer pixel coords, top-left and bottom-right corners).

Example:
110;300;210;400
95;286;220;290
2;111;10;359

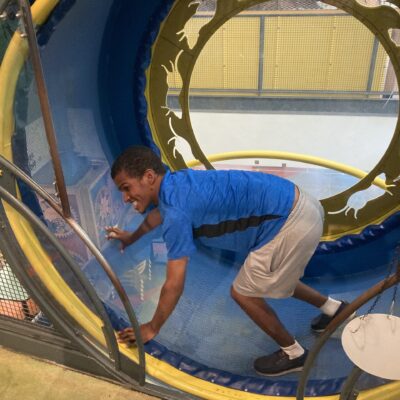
0;184;120;366
0;0;145;383
296;268;400;400
18;0;71;218
339;367;363;400
0;154;146;383
187;150;389;190
0;0;10;16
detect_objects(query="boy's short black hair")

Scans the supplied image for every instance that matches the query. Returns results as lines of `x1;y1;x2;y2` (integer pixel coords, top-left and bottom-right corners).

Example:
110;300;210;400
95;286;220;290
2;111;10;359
111;146;166;179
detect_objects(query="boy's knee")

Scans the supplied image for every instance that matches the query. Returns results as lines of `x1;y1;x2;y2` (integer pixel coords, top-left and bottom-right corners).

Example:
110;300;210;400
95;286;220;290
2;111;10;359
230;285;242;302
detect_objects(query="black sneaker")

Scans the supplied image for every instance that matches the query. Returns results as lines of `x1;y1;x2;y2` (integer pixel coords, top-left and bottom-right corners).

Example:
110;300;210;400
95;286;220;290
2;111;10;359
254;349;308;376
311;301;355;332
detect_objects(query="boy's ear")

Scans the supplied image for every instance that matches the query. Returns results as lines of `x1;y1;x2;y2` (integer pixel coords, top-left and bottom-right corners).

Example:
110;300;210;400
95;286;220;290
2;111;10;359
144;169;156;184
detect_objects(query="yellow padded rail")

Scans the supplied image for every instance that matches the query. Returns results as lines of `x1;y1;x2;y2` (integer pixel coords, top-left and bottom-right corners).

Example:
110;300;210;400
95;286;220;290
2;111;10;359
186;150;390;190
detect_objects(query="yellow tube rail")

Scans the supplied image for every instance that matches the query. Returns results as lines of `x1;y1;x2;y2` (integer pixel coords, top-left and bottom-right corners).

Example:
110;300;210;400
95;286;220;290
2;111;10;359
187;151;388;190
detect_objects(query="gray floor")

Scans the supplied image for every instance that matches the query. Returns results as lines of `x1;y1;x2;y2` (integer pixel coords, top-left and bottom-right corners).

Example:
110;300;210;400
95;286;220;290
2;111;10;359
0;346;158;400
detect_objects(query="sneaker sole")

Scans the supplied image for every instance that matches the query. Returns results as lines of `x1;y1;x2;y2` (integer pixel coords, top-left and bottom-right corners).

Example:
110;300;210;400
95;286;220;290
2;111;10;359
255;366;304;377
312;311;357;333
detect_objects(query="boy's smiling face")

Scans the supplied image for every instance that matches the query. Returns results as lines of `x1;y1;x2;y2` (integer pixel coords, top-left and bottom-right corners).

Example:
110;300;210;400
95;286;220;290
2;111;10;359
114;169;158;214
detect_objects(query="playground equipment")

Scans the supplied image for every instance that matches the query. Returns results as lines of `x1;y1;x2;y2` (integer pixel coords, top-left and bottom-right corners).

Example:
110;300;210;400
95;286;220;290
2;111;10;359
0;0;400;399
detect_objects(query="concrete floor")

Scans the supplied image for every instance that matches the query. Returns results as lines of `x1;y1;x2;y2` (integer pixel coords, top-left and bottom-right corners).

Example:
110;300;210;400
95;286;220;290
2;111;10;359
189;111;397;172
0;346;158;400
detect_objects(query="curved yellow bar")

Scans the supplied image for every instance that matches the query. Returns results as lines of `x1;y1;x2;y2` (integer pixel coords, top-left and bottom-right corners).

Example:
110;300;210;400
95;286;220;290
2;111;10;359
186;151;388;190
1;1;400;400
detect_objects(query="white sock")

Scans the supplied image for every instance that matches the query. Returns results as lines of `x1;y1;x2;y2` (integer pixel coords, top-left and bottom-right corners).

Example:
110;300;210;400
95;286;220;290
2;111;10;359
320;297;341;316
281;340;305;360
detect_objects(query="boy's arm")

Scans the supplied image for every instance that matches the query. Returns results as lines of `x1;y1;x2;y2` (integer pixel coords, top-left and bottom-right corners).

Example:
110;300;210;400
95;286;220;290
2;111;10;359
118;256;188;344
131;207;162;241
106;208;162;251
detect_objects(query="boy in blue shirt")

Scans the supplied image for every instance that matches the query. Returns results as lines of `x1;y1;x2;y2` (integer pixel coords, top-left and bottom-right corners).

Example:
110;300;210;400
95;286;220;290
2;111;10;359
106;146;348;376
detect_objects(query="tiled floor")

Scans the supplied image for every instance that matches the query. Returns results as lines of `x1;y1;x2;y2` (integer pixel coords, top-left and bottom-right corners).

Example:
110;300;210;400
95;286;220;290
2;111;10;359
0;346;158;400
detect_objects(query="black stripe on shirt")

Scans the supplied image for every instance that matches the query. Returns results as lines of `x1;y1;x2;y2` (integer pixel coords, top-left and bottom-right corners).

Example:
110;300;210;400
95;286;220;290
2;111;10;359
193;214;281;239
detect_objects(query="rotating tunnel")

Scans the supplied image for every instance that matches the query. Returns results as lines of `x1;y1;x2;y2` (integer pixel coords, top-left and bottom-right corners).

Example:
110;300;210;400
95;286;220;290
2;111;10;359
1;0;400;399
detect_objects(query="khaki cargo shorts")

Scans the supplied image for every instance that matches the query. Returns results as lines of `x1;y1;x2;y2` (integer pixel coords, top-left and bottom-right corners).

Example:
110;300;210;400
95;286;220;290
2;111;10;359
232;188;324;299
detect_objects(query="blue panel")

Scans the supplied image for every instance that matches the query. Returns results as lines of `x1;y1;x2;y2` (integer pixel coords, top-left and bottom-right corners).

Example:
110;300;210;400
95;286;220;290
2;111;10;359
98;0;172;159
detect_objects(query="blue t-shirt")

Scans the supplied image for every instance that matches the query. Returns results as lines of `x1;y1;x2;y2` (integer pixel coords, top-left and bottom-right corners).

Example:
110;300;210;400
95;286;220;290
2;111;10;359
158;169;295;260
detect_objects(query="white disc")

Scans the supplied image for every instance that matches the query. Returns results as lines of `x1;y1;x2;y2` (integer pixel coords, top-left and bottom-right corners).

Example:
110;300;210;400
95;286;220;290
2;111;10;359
341;313;400;380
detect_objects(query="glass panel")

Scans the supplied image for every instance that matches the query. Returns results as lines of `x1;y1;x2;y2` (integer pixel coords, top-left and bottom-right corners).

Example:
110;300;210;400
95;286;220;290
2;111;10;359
0;0;126;258
0;0;128;334
83;202;164;327
0;0;54;228
1;0;131;295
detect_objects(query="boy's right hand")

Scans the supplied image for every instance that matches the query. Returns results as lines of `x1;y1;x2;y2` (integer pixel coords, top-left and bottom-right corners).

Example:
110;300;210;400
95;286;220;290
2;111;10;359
105;226;134;252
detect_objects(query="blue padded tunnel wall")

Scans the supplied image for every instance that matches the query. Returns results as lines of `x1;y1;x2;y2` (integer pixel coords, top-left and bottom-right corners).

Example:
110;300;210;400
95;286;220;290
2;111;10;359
38;0;168;169
98;0;172;158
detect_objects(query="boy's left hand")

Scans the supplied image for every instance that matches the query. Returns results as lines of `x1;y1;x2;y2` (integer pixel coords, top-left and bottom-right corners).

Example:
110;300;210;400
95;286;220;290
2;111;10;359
117;322;157;346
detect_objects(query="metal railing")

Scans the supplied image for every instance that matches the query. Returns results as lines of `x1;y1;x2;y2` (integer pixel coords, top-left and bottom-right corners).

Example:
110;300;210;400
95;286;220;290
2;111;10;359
172;11;398;98
0;183;120;361
0;154;146;381
0;0;145;385
18;0;70;217
296;260;400;400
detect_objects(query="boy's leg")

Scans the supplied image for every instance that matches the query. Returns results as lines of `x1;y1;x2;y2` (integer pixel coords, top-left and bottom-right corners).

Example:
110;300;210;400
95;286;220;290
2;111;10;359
231;286;294;347
231;286;308;376
292;281;353;332
292;281;327;307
